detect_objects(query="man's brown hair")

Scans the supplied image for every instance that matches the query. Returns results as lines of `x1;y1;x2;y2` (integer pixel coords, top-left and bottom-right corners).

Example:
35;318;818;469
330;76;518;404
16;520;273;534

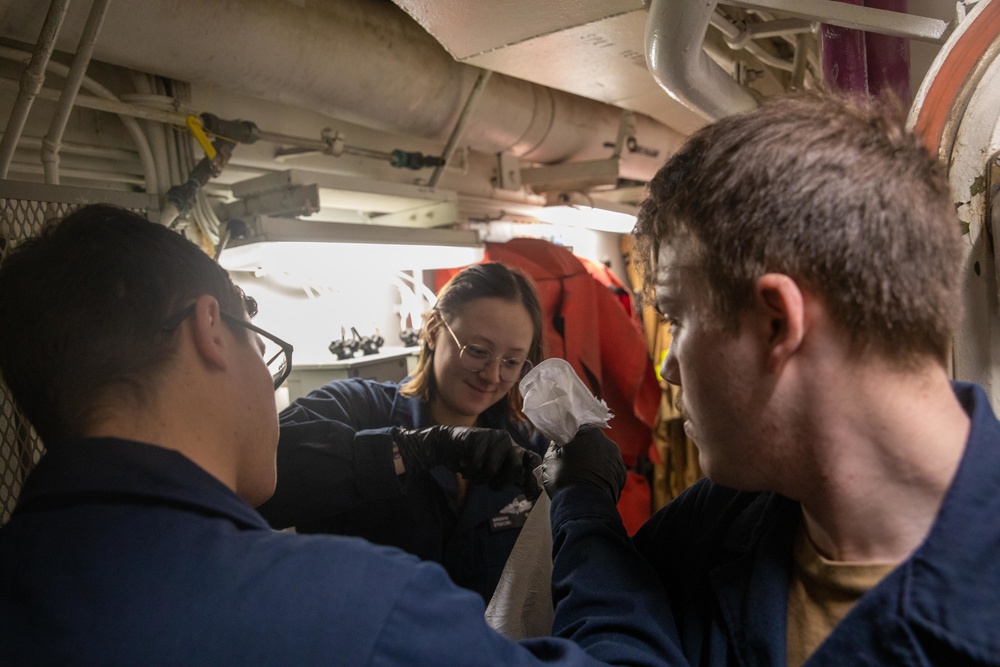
633;91;962;366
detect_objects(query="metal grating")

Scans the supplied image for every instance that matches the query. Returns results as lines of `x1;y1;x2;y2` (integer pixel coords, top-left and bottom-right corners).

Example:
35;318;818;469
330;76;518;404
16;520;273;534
0;181;159;525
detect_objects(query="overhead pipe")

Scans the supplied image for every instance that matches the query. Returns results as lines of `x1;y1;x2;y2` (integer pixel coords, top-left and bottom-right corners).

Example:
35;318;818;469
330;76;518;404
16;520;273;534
2;68;438;189
0;62;184;124
266;127;444;171
0;45;158;192
645;0;760;122
121;86;176;194
821;0;869;93
0;0;71;178
727;0;947;43
42;0;111;184
739;17;815;40
0;132;140;161
155;77;186;188
819;0;913;101
791;33;811;88
7;161;145;186
0;0;684;182
863;0;911;104
709;11;801;72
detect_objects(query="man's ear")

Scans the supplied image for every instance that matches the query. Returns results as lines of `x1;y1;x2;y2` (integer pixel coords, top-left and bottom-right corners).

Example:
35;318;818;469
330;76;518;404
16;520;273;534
754;273;805;374
190;294;229;372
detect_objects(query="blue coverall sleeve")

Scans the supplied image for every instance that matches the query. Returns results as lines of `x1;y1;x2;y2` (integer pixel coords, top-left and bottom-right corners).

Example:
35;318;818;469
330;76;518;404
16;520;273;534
255;382;405;528
547;484;688;666
255;419;403;528
375;549;682;666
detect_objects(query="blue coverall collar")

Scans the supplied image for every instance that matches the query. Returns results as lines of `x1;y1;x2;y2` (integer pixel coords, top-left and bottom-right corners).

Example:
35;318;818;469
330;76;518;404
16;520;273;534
14;437;269;531
707;382;1000;664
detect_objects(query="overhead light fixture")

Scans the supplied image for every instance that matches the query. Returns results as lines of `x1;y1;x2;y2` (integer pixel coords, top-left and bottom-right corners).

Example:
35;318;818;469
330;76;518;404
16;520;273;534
224;169;460;228
537;192;638;234
457;193;638;234
533;205;637;234
217;215;484;275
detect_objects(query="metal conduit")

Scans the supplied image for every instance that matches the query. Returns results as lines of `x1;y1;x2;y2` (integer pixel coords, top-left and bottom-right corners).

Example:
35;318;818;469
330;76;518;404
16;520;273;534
0;0;71;179
709;11;800;72
0;132;140;161
646;0;759;121
42;0;112;184
0;45;159;192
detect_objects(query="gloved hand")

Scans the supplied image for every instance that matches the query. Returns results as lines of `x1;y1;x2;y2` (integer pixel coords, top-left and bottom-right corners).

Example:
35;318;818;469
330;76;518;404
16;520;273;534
393;425;542;496
540;425;626;502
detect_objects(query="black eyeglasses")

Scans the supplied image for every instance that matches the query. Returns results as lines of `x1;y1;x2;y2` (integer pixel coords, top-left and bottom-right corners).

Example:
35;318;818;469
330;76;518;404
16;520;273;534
440;318;532;383
162;303;294;390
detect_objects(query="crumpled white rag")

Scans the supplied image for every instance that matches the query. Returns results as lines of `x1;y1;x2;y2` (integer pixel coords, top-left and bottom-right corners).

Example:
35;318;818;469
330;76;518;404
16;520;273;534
485;359;612;639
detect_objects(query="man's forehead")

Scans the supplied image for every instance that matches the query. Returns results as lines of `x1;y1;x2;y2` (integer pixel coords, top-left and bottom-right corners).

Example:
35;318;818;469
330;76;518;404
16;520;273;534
655;243;698;292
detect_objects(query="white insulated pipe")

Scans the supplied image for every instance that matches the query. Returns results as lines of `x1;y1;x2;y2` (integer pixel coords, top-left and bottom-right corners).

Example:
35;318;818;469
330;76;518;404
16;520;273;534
7;160;145;186
0;45;159;192
120;88;175;195
0;0;70;179
0;0;685;182
0;132;140;161
42;0;111;184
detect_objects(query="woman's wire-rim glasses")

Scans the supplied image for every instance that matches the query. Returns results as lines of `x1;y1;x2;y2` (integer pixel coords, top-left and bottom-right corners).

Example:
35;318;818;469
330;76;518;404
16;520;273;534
439;318;532;382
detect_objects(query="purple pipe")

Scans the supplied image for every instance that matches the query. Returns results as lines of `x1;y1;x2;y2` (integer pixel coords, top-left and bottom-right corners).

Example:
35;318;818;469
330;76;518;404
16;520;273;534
822;0;911;101
865;0;911;104
822;0;869;94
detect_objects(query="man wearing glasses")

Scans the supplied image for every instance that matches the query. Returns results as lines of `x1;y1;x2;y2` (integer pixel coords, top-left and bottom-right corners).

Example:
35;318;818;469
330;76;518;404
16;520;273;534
0;204;682;665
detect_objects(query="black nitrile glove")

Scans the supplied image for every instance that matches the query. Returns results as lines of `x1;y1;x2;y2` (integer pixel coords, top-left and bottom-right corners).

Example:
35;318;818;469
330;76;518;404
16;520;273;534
393;426;542;495
540;425;627;502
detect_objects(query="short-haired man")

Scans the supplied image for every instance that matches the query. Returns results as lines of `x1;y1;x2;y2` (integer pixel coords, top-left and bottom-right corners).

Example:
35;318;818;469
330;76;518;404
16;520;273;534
553;92;999;665
0;204;681;665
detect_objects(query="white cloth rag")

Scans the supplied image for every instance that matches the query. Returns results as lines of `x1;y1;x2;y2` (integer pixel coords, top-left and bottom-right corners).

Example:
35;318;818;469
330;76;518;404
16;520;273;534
485;359;612;639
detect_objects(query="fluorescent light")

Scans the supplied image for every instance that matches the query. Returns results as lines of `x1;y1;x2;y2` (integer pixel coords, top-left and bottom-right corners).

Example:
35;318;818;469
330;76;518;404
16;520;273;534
457;194;638;234
218;215;484;274
220;240;483;276
533;205;637;234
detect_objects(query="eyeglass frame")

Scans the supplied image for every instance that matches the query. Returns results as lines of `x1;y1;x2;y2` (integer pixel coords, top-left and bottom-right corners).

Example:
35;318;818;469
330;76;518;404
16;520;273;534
438;317;532;382
161;302;294;390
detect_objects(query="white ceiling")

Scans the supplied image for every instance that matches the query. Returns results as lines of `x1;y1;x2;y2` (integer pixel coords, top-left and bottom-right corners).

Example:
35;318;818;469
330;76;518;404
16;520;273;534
391;0;709;136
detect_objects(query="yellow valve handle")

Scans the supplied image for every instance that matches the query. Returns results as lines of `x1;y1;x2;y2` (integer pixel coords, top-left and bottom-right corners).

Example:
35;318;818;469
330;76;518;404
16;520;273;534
186;115;217;161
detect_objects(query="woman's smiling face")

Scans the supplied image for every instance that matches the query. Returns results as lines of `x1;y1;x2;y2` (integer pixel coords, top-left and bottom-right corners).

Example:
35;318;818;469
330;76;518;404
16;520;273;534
429;297;534;426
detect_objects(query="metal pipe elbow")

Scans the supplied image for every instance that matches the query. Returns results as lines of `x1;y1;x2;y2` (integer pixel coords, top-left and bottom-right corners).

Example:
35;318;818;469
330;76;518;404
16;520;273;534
644;0;758;122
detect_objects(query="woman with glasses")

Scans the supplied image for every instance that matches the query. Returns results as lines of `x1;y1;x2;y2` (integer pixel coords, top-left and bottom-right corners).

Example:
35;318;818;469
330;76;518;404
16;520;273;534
256;263;546;603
